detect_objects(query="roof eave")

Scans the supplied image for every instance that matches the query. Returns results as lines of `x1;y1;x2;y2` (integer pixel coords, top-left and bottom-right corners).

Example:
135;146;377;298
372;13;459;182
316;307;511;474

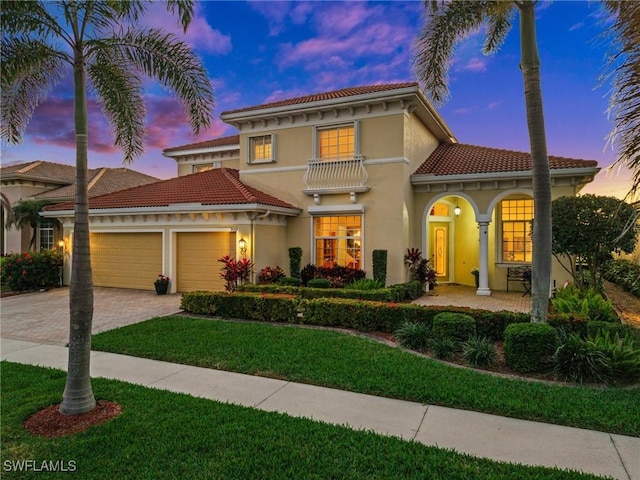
163;144;239;158
411;166;601;185
41;203;301;217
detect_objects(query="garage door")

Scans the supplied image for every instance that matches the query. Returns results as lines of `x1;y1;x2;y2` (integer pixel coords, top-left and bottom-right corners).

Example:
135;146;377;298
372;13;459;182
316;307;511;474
176;232;234;292
91;232;162;290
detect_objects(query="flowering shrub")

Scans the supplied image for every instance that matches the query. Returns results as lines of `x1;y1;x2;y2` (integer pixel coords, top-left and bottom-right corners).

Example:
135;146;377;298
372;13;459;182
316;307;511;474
219;255;254;293
299;263;365;288
1;250;63;291
258;266;285;285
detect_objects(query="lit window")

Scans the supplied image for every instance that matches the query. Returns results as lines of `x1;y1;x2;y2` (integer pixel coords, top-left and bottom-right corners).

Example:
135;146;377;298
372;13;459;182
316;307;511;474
39;219;54;250
501;199;533;262
430;203;450;216
192;162;221;173
314;215;362;269
318;125;354;160
249;135;275;163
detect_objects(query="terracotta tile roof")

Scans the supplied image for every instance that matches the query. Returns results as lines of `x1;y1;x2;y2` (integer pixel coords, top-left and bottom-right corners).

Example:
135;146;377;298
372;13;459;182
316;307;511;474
414;144;599;176
222;82;419;115
163;134;239;154
0;160;77;183
44;168;297;211
34;168;159;200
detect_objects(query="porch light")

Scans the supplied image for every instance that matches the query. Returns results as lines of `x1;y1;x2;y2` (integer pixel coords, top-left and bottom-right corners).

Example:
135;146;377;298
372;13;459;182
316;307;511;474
58;239;66;251
238;237;247;256
454;199;461;217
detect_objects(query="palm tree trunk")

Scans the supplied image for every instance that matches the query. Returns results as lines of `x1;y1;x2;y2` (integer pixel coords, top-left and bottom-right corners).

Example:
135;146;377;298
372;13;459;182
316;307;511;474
518;2;552;323
59;40;96;415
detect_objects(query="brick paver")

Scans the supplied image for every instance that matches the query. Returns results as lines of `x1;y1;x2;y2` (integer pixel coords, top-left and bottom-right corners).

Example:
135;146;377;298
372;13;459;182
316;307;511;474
0;287;182;345
413;284;531;312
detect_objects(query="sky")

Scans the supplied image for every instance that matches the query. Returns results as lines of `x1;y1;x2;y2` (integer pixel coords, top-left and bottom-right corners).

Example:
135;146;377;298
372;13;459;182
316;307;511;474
1;0;635;199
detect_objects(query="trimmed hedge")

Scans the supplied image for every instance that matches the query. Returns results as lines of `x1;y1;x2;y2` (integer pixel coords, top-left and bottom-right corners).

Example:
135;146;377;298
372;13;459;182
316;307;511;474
181;291;531;337
504;323;558;373
432;312;476;342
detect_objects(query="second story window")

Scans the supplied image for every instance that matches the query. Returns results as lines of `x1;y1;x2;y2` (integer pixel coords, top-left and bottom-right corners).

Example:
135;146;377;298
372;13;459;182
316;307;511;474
317;125;355;161
192;162;221;173
249;134;276;163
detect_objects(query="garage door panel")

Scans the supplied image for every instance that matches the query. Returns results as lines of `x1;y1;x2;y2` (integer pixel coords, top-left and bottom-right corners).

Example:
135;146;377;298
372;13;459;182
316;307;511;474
177;232;233;292
91;233;162;290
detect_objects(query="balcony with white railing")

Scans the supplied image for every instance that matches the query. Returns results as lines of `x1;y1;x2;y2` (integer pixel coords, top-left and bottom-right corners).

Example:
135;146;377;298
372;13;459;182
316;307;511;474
302;155;369;199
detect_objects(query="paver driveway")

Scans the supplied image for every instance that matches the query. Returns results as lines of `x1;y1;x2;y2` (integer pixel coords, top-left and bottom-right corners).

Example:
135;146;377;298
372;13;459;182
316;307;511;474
0;287;182;345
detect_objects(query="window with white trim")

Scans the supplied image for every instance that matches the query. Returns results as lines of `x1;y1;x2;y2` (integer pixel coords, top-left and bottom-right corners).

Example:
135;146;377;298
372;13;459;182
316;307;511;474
317;125;355;161
248;134;276;163
500;199;533;262
314;215;362;269
39;219;54;250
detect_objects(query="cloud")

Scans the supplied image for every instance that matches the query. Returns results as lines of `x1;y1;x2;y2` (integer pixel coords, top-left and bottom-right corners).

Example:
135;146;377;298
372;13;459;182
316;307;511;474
453;106;479;115
487;101;503;110
458;57;488;73
568;22;584;32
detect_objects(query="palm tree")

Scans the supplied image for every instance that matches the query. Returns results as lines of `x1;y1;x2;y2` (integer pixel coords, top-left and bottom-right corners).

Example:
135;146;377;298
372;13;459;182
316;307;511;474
414;0;551;322
1;1;214;414
5;199;54;251
601;1;640;196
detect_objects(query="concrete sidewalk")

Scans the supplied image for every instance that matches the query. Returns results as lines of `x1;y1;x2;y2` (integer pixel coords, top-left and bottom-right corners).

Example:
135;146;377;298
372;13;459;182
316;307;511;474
2;337;638;480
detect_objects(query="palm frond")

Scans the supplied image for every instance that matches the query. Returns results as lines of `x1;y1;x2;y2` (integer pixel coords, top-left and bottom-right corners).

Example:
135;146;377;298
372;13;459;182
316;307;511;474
484;4;515;54
167;0;195;32
413;1;502;105
0;0;65;40
0;37;67;144
98;28;214;135
601;1;640;194
87;50;146;163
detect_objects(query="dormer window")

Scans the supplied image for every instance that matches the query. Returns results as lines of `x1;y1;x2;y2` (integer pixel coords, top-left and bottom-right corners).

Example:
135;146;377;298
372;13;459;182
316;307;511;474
248;134;276;163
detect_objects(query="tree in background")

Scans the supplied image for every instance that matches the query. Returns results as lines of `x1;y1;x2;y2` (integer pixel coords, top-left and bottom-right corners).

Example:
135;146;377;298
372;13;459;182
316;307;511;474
551;195;638;288
414;1;552;322
1;1;214;414
5;199;53;251
600;1;640;196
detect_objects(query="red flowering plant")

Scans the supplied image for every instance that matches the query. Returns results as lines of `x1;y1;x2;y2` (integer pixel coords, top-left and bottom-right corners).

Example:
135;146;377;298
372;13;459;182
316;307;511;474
154;274;169;285
219;255;254;293
0;250;62;291
258;265;286;284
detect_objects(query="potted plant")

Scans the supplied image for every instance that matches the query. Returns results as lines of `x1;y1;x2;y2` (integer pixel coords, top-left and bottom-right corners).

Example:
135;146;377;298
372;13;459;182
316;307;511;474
471;268;479;288
154;274;169;295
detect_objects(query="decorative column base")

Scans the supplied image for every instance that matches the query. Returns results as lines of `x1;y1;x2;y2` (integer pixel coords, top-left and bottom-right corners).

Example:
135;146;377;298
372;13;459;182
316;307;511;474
476;287;491;296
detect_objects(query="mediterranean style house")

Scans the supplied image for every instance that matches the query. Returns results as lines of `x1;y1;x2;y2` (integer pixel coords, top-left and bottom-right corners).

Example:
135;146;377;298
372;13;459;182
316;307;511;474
43;82;600;294
1;161;159;255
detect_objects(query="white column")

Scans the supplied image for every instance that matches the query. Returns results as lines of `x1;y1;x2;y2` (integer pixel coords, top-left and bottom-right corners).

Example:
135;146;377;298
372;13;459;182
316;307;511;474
477;221;491;296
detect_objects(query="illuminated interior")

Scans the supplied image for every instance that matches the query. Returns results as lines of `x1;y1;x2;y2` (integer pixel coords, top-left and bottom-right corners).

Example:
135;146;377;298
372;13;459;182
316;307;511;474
314;215;362;268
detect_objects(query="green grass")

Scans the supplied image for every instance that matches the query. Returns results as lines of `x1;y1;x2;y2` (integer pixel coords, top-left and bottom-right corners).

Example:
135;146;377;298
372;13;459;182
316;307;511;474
91;316;640;436
1;362;607;479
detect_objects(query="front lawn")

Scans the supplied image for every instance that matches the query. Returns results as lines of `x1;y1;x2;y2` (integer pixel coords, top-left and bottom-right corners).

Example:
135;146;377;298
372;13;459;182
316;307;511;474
0;362;607;480
91;316;640;436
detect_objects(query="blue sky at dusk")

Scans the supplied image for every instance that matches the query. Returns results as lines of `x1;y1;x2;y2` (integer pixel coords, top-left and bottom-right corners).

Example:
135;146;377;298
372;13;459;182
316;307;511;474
1;0;633;198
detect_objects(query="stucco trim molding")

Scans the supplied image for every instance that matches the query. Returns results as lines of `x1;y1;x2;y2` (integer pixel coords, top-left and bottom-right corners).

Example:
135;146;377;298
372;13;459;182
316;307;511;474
307;204;365;215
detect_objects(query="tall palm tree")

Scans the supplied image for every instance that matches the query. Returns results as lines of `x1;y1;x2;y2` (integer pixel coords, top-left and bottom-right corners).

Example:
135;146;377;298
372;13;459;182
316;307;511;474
5;199;54;251
1;1;214;414
601;1;640;196
414;0;551;322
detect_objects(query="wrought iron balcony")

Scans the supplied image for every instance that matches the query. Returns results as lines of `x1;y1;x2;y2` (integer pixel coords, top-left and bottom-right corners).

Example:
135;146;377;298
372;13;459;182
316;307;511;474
302;155;368;193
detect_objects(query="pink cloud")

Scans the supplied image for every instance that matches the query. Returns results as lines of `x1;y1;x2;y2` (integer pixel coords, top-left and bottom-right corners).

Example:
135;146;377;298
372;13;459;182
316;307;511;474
459;57;488;73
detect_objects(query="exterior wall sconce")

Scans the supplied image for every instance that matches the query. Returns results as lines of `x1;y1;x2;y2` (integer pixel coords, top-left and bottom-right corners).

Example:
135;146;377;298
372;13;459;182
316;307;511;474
454;199;461;217
238;237;247;256
58;239;66;251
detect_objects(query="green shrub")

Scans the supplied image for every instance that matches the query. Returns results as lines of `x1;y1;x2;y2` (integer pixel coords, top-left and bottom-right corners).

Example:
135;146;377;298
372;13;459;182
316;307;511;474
300;264;317;286
504;323;557;373
307;278;331;289
394;321;431;351
462;335;497;367
288;247;303;279
602;259;640;297
432;312;476;343
552;331;610;384
587;320;640;342
1;250;63;291
372;249;387;286
277;276;301;287
179;291;219;315
547;313;589;337
428;337;457;360
551;285;618;322
180;292;298;323
344;278;385;290
474;310;530;340
589;330;640;384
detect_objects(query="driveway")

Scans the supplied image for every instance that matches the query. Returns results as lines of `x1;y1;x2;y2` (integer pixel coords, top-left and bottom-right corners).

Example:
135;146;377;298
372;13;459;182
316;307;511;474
0;287;182;345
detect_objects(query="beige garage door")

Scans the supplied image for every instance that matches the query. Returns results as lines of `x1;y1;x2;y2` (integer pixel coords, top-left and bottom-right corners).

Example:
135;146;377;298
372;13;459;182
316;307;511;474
176;232;234;292
91;232;162;290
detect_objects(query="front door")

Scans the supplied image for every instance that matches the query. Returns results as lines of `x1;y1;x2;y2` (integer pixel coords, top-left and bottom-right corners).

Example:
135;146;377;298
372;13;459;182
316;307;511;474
430;222;450;283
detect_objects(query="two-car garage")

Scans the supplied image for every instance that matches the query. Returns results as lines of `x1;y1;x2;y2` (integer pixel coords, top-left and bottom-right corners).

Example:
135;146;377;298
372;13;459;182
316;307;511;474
90;231;233;292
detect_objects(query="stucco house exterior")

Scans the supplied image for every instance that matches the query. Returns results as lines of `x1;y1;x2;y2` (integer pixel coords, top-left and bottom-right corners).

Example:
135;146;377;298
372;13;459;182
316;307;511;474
1;161;159;255
43;82;600;294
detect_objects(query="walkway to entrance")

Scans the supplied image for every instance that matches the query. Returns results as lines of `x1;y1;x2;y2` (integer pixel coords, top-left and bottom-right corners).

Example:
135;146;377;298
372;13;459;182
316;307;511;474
413;284;531;313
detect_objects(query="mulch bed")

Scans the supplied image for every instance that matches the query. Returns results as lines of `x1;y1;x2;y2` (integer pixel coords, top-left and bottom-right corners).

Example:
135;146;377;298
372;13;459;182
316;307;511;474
24;401;122;438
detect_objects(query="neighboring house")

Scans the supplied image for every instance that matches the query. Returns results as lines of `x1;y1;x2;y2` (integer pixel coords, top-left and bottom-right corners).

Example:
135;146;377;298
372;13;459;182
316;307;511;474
43;82;600;293
1;161;159;254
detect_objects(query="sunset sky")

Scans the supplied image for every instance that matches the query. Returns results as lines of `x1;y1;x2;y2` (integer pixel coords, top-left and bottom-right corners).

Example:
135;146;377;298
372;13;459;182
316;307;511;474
1;0;634;199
